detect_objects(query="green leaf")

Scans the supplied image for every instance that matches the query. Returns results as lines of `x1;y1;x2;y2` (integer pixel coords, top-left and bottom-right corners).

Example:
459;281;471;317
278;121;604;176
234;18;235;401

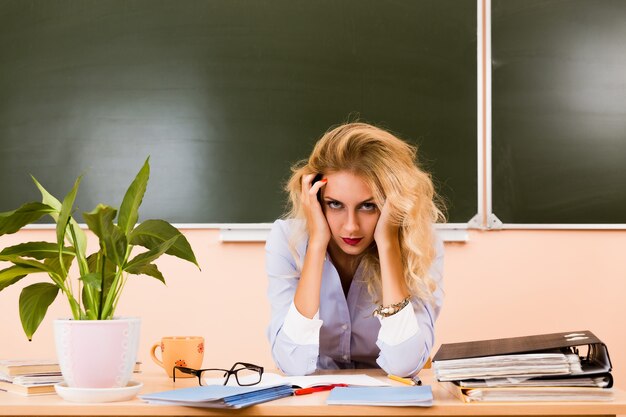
19;283;59;340
83;204;117;239
0;202;55;236
32;176;87;256
56;176;82;249
125;262;165;283
80;272;102;290
124;235;179;273
0;242;75;259
83;205;127;266
32;176;62;217
118;157;150;236
0;265;41;291
130;219;199;268
44;254;75;277
0;255;54;273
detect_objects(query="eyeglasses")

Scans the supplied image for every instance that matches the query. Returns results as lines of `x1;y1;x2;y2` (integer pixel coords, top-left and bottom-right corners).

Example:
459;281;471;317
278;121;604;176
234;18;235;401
173;362;264;386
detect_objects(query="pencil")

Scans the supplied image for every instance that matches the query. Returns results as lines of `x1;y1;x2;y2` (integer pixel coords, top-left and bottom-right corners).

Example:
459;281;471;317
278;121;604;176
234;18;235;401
387;374;416;386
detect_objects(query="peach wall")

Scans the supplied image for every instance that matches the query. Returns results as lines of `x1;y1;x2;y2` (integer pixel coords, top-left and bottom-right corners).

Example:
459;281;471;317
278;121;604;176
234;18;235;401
1;228;625;389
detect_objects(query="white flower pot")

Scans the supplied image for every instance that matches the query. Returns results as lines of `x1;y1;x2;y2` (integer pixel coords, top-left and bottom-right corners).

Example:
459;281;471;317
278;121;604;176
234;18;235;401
54;317;141;388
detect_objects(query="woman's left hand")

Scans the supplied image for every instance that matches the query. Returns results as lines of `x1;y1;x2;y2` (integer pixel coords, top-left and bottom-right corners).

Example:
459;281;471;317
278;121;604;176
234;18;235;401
374;201;400;247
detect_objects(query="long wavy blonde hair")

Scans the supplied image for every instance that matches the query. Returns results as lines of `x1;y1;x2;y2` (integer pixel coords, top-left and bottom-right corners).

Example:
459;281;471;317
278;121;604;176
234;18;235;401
284;122;445;302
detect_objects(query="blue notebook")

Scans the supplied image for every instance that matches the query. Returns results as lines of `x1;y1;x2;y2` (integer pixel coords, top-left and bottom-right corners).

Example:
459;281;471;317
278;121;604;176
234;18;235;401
140;384;294;409
326;386;433;407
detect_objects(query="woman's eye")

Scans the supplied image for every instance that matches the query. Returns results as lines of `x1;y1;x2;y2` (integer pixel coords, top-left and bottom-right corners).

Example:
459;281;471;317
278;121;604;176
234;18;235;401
361;203;377;211
327;201;342;209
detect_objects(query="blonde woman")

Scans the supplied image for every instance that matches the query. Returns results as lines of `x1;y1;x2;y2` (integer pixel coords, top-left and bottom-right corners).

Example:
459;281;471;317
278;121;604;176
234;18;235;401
266;122;444;376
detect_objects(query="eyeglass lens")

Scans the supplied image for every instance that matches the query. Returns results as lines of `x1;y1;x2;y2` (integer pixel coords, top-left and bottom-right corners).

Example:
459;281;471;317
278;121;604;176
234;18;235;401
198;367;261;386
197;370;229;386
232;366;262;386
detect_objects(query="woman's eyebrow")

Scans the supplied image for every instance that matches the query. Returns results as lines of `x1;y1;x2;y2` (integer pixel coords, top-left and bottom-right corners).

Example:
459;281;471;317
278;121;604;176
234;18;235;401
323;196;375;205
323;196;342;203
358;198;376;205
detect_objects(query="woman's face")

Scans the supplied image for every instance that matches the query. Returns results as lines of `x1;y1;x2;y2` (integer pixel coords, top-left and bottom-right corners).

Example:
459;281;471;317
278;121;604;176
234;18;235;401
320;171;380;257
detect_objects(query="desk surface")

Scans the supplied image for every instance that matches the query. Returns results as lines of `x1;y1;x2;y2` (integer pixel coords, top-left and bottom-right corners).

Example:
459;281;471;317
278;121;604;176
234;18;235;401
1;369;625;416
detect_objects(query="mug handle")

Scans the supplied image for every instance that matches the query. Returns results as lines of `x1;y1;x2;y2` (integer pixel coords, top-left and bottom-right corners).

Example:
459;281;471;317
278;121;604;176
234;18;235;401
150;343;164;369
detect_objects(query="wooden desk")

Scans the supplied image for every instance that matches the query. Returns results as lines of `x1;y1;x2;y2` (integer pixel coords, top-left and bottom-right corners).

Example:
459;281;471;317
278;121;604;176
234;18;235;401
1;369;625;416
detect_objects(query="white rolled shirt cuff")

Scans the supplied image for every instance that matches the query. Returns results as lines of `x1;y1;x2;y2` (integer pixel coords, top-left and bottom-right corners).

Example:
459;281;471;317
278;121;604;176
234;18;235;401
377;301;420;346
282;302;324;345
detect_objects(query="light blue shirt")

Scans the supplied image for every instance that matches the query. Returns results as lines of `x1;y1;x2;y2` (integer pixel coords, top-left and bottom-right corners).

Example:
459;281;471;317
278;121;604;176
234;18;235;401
266;219;444;376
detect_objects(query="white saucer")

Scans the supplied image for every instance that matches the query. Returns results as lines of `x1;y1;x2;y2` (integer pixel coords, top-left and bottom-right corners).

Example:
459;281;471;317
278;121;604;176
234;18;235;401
55;380;143;403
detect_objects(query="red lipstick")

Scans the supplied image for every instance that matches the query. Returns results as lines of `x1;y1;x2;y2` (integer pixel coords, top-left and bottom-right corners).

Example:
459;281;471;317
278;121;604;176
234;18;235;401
342;238;362;246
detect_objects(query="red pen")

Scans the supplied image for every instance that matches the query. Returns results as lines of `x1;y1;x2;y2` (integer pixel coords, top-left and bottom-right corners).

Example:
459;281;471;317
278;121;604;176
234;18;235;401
293;383;348;396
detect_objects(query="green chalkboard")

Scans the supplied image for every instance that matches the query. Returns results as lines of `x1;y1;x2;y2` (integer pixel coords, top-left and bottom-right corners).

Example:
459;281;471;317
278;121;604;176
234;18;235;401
0;0;477;224
492;0;626;224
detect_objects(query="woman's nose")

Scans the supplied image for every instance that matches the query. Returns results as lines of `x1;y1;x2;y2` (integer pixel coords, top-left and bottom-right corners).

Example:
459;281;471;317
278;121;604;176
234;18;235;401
344;212;360;234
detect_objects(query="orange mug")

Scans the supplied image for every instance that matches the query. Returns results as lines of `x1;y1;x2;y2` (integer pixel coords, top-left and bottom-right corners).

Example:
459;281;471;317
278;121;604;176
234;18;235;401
150;336;205;378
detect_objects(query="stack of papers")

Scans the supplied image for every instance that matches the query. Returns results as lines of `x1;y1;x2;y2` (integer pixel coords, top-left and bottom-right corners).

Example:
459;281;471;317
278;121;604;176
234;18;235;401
434;352;580;381
445;374;614;402
458;375;612;388
326;386;433;407
140;384;294;409
462;386;614;402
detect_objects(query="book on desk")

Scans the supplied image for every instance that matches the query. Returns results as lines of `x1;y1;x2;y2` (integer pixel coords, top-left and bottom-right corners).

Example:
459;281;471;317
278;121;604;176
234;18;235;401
326;385;433;407
140;384;295;409
0;378;63;396
432;330;613;402
0;359;142;377
0;360;60;377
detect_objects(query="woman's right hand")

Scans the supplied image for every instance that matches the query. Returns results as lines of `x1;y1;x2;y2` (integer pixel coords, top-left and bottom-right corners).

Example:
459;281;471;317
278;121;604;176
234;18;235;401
301;174;330;248
294;174;330;319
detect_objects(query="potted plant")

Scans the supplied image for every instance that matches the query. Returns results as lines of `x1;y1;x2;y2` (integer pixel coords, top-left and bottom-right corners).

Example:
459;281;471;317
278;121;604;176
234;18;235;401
0;157;199;389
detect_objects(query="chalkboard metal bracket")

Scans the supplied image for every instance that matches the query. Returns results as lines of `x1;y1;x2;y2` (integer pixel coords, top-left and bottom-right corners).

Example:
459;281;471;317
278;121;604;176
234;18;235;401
487;214;503;230
467;213;483;229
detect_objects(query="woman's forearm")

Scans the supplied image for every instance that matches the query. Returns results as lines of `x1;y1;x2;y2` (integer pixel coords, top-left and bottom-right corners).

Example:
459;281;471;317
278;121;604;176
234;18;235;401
293;242;327;318
377;238;410;306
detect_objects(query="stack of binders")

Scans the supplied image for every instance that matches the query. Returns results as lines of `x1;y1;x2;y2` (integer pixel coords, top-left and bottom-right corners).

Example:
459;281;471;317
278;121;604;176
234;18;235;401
432;330;613;402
